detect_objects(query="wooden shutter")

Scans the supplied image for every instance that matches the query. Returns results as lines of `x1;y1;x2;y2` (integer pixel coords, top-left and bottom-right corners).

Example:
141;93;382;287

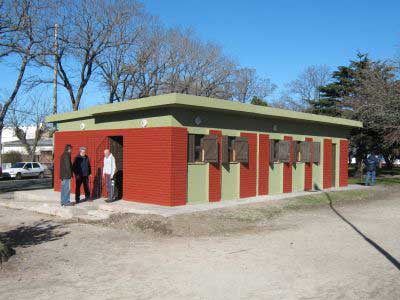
222;136;229;164
312;142;321;164
188;134;195;163
269;140;275;163
278;140;290;163
300;141;311;163
201;134;218;163
233;137;249;163
291;141;298;163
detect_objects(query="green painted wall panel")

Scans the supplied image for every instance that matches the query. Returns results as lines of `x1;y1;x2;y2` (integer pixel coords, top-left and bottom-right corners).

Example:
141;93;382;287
221;163;240;200
187;164;208;204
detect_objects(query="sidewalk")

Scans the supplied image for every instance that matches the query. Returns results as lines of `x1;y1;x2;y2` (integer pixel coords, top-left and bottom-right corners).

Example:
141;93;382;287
0;185;368;221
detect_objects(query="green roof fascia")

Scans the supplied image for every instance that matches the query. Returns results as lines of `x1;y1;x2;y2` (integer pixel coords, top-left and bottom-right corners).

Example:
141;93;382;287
45;93;362;128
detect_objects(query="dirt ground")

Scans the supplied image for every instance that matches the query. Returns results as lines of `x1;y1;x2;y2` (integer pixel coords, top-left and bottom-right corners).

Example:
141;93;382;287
0;186;400;300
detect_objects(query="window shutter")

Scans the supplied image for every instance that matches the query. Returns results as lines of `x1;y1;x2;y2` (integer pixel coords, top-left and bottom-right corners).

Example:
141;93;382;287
188;134;195;163
269;140;275;163
201;134;218;163
291;141;298;163
222;136;229;164
300;141;311;163
278;141;290;163
312;142;321;164
233;137;249;163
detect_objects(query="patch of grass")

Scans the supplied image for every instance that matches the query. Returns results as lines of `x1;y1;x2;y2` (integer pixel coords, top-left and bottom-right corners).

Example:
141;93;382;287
285;190;370;210
348;176;400;186
224;207;282;222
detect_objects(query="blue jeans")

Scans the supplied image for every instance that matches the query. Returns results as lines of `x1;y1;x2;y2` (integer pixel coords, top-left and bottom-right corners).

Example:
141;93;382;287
61;179;71;205
105;174;114;201
365;171;376;186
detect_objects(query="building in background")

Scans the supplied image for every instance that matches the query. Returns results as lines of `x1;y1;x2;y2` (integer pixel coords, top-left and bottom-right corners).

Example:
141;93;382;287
1;127;53;168
46;93;362;206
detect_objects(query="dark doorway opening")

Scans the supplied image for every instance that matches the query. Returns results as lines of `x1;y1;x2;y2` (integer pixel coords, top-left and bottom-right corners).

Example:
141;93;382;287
109;136;123;200
332;143;336;187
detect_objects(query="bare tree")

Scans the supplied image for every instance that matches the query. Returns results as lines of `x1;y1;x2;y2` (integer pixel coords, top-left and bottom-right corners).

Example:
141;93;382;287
288;65;331;111
0;0;51;164
233;68;276;103
7;96;51;161
35;0;140;110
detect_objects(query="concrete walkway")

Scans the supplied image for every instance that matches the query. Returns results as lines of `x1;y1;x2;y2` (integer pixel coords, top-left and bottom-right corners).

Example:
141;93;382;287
0;185;368;220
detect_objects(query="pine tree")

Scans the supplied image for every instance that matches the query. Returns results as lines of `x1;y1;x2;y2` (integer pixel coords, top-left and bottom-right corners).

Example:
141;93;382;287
311;53;371;117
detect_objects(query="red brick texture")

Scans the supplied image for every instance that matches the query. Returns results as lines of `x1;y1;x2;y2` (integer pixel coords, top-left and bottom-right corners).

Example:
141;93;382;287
240;132;257;198
209;130;222;202
258;134;269;195
304;137;313;191
54;127;187;206
323;138;333;189
283;136;293;193
339;139;349;187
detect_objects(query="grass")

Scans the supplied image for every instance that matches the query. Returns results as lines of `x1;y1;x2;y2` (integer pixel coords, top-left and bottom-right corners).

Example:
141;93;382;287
285;189;369;209
0;241;14;264
348;176;400;186
223;189;370;223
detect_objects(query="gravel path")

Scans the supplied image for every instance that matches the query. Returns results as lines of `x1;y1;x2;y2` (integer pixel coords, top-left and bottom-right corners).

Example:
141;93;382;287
0;188;399;300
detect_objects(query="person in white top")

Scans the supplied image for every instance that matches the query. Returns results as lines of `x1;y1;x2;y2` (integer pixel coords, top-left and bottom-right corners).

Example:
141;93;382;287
103;149;116;203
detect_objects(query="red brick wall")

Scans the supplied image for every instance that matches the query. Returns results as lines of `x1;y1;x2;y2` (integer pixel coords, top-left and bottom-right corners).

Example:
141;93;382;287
339;139;349;187
304;137;313;191
240;132;257;198
323;138;333;189
258;134;269;195
54;127;187;206
209;130;222;202
283;136;293;193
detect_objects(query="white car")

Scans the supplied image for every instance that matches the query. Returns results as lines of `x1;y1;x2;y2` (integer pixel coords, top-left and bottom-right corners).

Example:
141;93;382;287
2;162;45;180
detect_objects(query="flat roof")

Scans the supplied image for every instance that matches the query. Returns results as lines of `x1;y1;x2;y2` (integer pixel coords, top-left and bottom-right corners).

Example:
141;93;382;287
46;93;362;128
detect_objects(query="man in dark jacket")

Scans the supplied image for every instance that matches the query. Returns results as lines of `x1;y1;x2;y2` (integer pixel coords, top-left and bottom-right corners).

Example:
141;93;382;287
73;146;92;203
60;144;74;206
364;152;380;186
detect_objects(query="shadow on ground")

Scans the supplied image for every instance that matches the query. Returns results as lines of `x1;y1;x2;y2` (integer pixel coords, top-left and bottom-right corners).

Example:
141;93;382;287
325;192;400;271
0;220;69;249
0;178;52;194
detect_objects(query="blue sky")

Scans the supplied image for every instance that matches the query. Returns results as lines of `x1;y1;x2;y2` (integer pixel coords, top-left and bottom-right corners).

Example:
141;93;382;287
1;0;399;110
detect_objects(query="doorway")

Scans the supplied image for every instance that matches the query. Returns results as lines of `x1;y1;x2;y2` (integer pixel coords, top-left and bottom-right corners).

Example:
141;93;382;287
109;136;123;200
331;143;336;187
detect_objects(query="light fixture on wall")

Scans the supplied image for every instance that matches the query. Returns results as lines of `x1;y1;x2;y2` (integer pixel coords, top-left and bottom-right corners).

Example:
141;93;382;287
140;119;148;128
194;116;202;125
80;122;85;130
273;124;278;132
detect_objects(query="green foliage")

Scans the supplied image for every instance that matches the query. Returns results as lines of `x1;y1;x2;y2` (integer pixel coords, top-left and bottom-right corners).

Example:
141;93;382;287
2;151;23;164
250;96;268;106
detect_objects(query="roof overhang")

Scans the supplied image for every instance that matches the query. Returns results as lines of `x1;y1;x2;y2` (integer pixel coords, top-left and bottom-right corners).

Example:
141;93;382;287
45;93;363;128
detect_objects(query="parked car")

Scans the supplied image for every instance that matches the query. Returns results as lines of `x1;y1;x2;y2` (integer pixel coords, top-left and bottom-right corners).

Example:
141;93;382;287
1;162;45;180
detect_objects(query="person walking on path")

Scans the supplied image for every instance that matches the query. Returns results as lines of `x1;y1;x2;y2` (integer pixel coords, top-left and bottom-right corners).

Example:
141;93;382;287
73;146;92;203
60;144;74;206
103;149;116;203
364;152;380;186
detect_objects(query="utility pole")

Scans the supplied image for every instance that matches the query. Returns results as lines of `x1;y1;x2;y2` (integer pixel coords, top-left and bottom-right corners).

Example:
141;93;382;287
53;23;58;115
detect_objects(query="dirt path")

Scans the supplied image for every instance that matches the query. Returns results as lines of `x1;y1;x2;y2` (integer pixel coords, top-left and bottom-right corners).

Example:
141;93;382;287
0;188;400;300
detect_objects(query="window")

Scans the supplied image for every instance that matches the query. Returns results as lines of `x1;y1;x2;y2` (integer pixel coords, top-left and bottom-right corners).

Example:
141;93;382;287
32;163;40;168
24;163;32;169
188;134;218;163
291;141;300;163
299;141;311;163
222;136;248;163
312;142;321;164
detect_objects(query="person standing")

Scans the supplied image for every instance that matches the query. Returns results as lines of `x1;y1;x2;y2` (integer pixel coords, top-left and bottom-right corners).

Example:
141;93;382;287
60;144;74;206
103;149;116;203
364;152;379;186
73;146;92;203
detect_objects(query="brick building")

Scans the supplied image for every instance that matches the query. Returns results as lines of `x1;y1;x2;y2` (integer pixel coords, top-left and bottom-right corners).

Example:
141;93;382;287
46;93;362;206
